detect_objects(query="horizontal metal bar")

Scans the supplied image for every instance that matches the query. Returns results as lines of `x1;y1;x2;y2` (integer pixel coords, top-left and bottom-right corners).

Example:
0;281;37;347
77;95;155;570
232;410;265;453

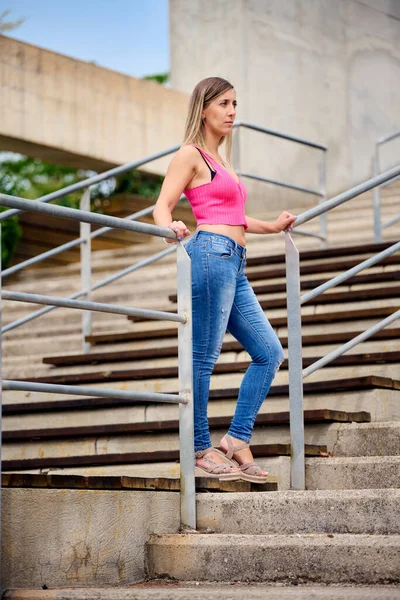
91;238;190;291
301;240;400;304
291;229;327;241
377;130;400;146
294;164;400;228
0;145;180;221
2;289;84;333
2;290;185;323
303;309;400;378
2;380;185;404
379;173;400;189
0;193;175;239
234;121;327;151
239;172;322;197
383;214;400;229
3;204;159;278
3;235;86;277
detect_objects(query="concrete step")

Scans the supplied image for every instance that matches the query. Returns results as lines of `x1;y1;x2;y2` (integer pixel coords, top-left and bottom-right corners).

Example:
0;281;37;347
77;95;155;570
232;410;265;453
4;584;400;599
332;422;400;456
0;418;367;461
147;532;400;584
3;379;400;424
1;457;290;489
7;419;399;464
3;339;399;380
305;456;400;489
196;489;400;534
4;359;400;390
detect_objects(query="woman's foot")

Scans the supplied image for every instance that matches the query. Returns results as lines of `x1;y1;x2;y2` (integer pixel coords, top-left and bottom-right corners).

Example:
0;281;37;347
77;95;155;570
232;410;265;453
195;447;241;480
219;433;269;483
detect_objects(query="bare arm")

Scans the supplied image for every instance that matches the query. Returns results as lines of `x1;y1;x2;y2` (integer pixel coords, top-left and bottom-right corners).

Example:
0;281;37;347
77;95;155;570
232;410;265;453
153;145;197;242
246;212;296;235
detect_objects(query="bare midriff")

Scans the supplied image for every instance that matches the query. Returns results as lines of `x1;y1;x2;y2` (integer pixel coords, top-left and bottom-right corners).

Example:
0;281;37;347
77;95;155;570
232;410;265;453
197;224;246;247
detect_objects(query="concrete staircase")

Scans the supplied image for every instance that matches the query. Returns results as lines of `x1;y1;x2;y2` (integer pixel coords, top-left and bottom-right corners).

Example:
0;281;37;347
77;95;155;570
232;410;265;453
2;182;400;593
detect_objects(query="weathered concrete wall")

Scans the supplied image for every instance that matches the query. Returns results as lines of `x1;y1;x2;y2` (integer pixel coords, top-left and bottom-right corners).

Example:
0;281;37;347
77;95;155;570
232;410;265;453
0;35;189;174
1;488;180;594
170;0;400;209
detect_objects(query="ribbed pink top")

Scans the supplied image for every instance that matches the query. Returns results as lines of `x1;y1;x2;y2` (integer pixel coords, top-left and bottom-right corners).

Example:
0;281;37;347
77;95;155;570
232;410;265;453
183;145;248;229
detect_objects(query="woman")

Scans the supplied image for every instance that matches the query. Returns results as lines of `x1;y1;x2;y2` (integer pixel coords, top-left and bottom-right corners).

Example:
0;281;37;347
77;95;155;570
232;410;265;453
153;77;296;482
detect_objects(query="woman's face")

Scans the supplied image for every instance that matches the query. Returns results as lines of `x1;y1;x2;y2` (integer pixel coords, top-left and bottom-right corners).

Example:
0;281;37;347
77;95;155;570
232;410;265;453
202;88;237;136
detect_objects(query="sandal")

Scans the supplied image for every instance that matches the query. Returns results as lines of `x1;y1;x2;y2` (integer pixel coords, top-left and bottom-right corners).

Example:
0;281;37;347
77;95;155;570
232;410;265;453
195;447;241;480
219;434;269;483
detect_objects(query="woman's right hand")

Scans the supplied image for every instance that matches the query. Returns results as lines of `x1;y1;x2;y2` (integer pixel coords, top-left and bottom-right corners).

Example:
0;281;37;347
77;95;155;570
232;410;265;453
164;220;191;243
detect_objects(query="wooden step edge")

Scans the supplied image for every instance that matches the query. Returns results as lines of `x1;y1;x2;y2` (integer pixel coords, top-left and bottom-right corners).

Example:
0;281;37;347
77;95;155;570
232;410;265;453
3;376;397;416
21;352;400;385
1;472;277;493
168;268;400;302
1;443;327;471
44;329;400;367
2;409;371;443
129;287;400;321
244;240;399;267
88;307;398;345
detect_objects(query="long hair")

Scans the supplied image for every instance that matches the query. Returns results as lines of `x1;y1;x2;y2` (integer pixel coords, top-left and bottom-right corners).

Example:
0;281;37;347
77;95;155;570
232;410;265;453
182;77;235;166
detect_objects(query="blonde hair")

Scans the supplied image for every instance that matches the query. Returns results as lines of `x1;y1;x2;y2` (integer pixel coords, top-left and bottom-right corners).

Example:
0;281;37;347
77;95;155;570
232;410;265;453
182;77;234;166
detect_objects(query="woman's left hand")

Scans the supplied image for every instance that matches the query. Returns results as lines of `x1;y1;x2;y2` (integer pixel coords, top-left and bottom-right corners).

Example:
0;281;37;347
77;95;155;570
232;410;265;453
273;211;296;233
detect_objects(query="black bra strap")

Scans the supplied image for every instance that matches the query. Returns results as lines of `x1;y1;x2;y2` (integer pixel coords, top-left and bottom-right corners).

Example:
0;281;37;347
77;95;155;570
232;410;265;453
194;147;216;175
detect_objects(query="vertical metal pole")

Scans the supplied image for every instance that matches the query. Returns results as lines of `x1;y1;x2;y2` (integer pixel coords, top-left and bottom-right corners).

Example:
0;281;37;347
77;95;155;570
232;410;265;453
80;189;92;353
373;148;382;243
0;226;3;589
319;151;328;248
232;124;241;173
176;243;196;529
285;233;305;489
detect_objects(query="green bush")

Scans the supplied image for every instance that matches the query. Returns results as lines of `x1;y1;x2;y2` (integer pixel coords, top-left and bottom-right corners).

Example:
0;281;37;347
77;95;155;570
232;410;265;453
0;209;22;268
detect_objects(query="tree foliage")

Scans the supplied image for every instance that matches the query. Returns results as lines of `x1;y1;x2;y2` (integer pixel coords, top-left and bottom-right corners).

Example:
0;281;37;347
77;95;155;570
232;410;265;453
0;153;164;267
143;72;170;85
0;9;25;32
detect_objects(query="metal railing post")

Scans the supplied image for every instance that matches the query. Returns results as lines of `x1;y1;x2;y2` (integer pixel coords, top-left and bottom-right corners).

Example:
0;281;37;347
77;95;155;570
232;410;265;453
285;232;305;490
80;189;92;353
319;152;328;248
0;225;3;588
232;124;241;173
373;149;382;243
176;243;196;529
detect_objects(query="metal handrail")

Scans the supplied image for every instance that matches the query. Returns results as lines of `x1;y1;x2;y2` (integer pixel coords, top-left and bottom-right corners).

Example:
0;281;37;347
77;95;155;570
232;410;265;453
373;130;400;242
285;163;400;490
0;146;182;222
0;199;196;531
2;120;328;335
2;204;156;278
233;121;328;244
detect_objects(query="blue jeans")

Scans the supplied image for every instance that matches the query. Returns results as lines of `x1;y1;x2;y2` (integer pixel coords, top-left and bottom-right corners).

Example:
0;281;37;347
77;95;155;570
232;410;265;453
184;230;285;452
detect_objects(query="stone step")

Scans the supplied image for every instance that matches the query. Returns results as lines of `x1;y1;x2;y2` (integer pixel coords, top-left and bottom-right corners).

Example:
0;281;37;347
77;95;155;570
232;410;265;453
5;262;399;314
4;584;400;600
305;456;400;489
7;350;399;384
1;411;371;459
34;336;399;373
3;319;396;357
3;377;400;425
6;418;399;461
1;440;326;471
147;532;400;584
196;488;400;535
3;303;396;353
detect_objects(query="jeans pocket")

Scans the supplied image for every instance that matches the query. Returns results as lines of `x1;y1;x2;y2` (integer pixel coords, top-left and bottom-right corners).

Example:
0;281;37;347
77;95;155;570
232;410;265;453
208;238;234;260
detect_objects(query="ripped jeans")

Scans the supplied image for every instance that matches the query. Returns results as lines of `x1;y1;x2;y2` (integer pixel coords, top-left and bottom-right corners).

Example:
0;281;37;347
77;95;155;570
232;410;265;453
184;230;285;452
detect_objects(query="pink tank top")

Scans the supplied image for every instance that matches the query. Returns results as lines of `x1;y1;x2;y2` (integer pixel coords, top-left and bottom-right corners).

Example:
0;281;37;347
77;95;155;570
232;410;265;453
183;145;248;229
